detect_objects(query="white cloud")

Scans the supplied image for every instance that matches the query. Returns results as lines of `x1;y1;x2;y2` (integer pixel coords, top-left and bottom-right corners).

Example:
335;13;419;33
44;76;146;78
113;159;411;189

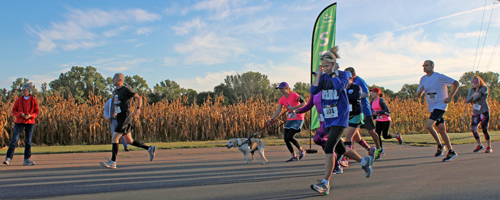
188;0;268;20
454;31;484;39
177;70;237;92
134;43;146;47
136;27;154;35
174;33;246;65
163;57;178;66
28;8;161;52
232;16;286;34
172;18;205;35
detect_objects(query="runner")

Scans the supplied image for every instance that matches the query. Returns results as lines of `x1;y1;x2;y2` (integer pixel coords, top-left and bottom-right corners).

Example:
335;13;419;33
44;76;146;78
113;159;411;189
310;47;373;195
342;75;375;168
268;82;306;162
3;83;39;166
296;90;344;174
370;87;403;155
465;75;492;153
416;60;459;162
100;73;156;169
344;67;383;160
104;97;130;151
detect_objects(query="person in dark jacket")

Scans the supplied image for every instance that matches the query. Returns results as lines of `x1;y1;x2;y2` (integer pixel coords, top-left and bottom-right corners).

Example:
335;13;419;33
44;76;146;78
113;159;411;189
3;83;39;166
370;88;403;159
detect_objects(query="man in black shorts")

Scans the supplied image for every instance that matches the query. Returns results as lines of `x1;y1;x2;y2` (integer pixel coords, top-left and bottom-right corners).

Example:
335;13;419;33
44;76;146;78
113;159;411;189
417;60;459;162
100;73;156;169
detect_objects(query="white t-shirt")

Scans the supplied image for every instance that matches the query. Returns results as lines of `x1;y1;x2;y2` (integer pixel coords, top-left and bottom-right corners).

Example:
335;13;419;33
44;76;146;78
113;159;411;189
418;72;456;112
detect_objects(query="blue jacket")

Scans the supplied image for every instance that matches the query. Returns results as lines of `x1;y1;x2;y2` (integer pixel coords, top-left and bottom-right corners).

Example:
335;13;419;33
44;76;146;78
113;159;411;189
311;70;351;127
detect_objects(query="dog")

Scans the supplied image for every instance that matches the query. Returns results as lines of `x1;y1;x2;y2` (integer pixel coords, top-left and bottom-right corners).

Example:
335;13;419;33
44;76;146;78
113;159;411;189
226;138;268;165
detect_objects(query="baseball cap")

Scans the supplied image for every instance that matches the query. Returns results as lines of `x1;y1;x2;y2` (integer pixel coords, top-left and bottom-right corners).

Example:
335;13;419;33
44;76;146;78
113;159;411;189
276;82;289;89
370;88;381;94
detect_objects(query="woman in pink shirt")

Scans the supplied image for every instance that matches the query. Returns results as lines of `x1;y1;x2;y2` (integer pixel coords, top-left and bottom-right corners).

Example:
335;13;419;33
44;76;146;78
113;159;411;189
370;88;403;158
268;82;306;162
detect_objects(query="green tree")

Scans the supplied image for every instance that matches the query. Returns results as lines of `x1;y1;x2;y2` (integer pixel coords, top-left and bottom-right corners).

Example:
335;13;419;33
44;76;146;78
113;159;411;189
49;66;107;104
148;79;187;103
124;75;149;95
218;71;275;104
293;82;310;98
395;84;420;100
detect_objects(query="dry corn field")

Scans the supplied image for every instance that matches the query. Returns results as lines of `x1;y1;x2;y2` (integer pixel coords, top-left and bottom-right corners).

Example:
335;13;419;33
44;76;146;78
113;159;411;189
0;94;498;146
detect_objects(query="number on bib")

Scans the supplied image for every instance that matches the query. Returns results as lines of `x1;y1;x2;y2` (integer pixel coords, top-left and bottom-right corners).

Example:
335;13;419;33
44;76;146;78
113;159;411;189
317;113;325;122
323;107;338;119
473;104;481;110
349;104;352;112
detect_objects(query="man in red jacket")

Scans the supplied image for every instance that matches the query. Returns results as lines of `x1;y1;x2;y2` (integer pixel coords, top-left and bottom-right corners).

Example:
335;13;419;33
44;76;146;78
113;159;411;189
3;83;39;166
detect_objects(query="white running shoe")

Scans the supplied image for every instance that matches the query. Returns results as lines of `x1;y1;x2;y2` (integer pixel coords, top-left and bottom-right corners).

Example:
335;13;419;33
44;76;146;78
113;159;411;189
100;161;117;169
361;156;373;178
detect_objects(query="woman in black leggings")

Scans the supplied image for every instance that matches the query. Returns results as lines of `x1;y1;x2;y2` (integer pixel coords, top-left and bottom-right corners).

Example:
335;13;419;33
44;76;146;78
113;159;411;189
370;88;403;159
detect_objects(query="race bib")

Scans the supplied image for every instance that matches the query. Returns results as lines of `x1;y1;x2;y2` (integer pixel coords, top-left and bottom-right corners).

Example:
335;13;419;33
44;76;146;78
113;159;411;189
349;104;352;112
323;106;338;119
427;93;437;101
317;113;325;122
377;115;383;120
473;104;481;110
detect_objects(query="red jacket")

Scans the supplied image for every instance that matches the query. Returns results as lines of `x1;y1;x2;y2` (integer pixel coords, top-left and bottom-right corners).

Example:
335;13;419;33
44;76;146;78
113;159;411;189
12;95;40;124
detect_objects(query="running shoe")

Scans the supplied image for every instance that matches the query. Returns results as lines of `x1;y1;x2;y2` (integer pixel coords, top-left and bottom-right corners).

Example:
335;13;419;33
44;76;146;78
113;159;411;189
473;145;484;153
100;161;117;169
368;147;376;162
442;151;458;162
310;181;330;195
396;133;404;145
332;165;343;175
148;145;156;161
23;160;35;166
286;156;299;162
485;147;493;153
361;156;373;178
374;149;382;161
339;156;349;167
298;149;307;160
435;145;446;157
3;158;11;165
381;148;385;155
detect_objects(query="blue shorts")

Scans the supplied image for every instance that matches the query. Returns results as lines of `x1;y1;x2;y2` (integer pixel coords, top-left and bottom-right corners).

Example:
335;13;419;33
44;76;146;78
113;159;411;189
285;120;304;130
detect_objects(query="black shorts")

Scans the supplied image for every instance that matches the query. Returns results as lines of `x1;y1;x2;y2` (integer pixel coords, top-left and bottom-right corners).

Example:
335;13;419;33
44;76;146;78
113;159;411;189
429;109;446;126
360;115;375;130
115;115;134;134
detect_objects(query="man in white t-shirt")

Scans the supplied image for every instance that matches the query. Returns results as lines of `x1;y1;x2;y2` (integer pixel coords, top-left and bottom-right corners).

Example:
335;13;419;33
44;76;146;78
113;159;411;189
417;60;459;162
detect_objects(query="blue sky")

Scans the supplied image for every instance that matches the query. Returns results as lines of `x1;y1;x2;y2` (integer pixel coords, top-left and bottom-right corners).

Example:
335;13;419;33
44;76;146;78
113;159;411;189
1;0;500;92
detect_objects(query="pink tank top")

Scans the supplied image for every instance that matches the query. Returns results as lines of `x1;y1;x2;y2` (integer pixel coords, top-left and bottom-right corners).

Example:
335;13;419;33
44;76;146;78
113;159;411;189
279;92;305;121
371;98;391;122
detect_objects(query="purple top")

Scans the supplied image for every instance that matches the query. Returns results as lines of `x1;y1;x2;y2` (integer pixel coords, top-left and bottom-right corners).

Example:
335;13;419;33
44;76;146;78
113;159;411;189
297;92;322;114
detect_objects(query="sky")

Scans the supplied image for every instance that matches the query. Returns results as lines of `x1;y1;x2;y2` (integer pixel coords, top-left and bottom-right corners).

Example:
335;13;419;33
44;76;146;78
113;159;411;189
1;0;500;93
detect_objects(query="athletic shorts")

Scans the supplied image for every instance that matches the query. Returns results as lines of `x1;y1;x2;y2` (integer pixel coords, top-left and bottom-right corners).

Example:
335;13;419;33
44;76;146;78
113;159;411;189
360;115;375;130
429;109;446;126
348;113;365;128
284;120;304;130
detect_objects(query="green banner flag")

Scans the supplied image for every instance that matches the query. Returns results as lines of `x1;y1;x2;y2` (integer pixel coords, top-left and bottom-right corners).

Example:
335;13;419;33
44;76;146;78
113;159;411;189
310;3;336;130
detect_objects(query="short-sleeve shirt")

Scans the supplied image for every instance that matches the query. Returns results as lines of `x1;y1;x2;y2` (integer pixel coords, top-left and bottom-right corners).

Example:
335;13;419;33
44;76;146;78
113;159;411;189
114;86;136;120
279;92;305;121
353;76;371;116
417;72;456;112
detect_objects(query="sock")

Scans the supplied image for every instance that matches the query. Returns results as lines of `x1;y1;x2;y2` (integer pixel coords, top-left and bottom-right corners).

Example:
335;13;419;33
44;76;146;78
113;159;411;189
360;157;367;166
345;141;353;149
131;140;149;150
111;143;119;162
322;179;329;186
357;139;371;151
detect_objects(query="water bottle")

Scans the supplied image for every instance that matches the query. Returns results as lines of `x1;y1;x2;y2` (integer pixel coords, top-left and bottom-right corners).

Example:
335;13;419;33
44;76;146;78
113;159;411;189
114;95;121;116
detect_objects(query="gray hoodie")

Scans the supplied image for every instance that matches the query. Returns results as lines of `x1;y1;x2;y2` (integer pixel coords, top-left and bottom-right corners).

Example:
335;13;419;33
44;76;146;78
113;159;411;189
465;86;489;115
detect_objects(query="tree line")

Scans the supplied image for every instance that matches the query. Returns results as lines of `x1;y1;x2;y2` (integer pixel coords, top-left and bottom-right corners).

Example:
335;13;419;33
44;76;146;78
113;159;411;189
1;66;499;104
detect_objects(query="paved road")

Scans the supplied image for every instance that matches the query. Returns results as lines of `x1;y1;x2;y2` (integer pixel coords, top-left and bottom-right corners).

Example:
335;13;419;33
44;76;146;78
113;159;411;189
0;142;498;200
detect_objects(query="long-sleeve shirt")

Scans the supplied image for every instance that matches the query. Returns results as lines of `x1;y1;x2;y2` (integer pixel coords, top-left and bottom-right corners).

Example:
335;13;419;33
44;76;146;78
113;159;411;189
12;95;39;124
465;86;489;114
104;98;116;119
347;83;362;117
310;70;351;128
